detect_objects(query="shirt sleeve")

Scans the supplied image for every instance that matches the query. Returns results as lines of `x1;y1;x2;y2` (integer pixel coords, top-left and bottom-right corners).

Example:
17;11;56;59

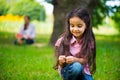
55;37;63;47
19;25;24;34
55;37;64;74
30;24;36;39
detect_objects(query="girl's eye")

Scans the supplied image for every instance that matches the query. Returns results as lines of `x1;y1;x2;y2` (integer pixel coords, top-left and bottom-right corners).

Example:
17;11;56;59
70;25;74;27
78;25;82;28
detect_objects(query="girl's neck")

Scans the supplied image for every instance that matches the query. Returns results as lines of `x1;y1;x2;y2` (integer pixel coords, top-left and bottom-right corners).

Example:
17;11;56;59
74;36;82;43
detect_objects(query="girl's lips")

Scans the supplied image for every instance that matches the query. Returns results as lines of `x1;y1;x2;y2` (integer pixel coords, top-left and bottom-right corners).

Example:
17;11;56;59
73;32;80;34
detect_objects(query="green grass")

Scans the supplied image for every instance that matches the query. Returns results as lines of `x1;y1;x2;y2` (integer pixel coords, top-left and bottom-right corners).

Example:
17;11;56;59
95;35;120;80
0;45;61;80
0;20;120;80
0;31;120;80
0;31;62;80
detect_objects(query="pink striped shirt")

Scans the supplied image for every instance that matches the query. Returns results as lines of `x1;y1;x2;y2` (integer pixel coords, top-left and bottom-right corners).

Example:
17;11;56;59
55;36;94;75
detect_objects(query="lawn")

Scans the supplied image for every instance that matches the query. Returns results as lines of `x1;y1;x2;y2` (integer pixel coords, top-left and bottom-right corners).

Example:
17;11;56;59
0;20;120;80
0;31;120;80
0;31;62;80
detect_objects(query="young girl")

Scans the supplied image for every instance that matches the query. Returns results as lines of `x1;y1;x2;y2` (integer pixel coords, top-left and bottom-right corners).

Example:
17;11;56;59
54;8;96;80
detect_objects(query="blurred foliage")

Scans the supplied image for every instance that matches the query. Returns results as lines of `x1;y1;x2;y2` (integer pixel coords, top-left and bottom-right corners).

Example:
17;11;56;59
45;0;120;28
8;0;46;21
91;0;109;27
0;14;24;22
111;6;120;32
0;0;9;15
45;0;52;3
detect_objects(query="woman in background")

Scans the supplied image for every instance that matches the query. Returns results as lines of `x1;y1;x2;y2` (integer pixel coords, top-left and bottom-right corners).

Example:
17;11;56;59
14;16;36;45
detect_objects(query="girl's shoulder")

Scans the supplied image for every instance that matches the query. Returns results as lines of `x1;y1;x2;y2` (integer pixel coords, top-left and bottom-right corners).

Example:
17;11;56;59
55;36;64;47
29;23;35;28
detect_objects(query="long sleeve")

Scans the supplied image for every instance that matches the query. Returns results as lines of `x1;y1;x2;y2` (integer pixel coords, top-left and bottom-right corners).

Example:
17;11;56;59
19;25;24;34
18;23;36;39
30;24;36;39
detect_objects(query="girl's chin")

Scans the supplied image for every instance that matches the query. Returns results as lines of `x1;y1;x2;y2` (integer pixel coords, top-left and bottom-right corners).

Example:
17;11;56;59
73;35;81;38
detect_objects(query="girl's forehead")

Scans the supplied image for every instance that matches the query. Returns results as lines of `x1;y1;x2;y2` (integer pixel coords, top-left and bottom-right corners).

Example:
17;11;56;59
69;16;84;24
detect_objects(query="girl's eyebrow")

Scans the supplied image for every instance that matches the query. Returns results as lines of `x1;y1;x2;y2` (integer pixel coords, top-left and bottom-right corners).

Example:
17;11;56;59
78;24;82;25
70;24;73;25
70;23;81;25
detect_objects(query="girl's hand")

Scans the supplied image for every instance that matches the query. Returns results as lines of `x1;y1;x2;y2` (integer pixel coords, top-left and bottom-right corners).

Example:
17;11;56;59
18;39;23;44
66;56;75;64
26;35;31;39
58;55;66;67
16;33;23;39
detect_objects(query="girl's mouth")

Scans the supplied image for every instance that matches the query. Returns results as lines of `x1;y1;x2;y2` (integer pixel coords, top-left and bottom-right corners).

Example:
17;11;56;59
73;32;80;34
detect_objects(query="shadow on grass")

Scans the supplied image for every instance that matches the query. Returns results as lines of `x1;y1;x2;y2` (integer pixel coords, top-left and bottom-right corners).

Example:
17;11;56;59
0;31;15;45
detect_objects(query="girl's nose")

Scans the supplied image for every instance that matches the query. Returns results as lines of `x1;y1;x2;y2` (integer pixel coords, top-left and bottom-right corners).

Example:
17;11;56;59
74;27;78;31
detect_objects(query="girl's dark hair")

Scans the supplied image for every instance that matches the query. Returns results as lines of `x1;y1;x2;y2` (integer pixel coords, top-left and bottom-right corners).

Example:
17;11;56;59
24;15;30;30
54;8;96;74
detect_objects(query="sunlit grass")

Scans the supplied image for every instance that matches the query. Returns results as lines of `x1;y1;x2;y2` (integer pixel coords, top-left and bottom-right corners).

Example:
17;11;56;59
93;26;119;35
0;13;119;35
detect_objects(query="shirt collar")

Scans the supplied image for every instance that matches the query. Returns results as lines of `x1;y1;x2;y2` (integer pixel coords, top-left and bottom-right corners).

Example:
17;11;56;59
70;36;83;45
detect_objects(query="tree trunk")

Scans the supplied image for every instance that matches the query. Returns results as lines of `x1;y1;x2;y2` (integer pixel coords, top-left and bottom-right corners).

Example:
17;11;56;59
49;0;99;45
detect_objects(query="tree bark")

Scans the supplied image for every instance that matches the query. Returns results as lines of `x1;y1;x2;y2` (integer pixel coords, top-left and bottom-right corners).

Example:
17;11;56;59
49;0;99;45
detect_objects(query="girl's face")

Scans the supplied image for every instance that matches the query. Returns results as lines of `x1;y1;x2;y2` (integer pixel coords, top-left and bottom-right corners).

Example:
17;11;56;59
69;16;86;39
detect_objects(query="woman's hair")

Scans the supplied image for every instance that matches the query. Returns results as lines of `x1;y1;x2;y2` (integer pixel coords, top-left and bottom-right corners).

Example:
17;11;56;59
25;15;30;20
24;15;30;30
54;8;96;74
